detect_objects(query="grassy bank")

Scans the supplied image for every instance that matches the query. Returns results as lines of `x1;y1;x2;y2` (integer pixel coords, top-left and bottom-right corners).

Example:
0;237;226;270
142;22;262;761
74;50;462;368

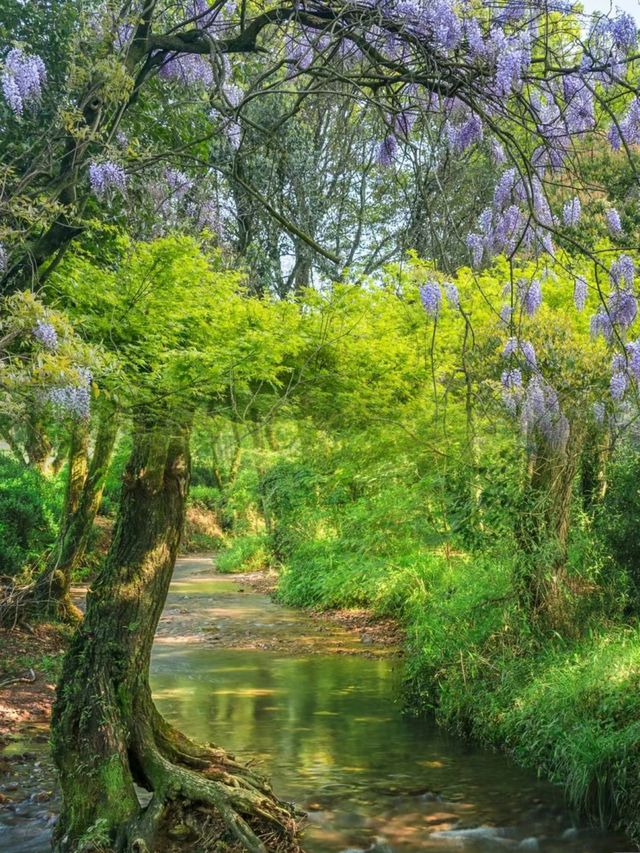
266;544;640;843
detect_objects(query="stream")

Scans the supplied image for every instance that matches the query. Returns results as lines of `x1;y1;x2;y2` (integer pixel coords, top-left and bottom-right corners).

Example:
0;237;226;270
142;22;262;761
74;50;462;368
1;554;635;852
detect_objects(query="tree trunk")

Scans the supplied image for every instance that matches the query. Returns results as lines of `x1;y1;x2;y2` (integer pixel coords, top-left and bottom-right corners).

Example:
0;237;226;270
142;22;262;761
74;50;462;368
1;412;119;626
211;439;225;491
24;411;53;474
580;425;610;508
517;424;585;625
229;421;243;485
50;420;300;853
34;409;118;621
34;421;88;619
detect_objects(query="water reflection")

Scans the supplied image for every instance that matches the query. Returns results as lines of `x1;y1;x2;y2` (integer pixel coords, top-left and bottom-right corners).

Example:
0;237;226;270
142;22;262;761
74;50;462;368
151;563;635;853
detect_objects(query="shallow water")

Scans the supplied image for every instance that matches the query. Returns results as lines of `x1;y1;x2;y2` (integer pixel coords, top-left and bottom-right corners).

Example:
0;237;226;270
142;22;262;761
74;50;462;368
150;557;636;853
1;555;635;852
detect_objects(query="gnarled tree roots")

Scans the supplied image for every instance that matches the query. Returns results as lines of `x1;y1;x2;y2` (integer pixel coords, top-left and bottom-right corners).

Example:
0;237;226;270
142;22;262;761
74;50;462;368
67;717;303;853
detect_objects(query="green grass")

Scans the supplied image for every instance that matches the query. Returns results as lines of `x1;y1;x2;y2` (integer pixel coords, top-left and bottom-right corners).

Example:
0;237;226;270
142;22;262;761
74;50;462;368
275;541;640;843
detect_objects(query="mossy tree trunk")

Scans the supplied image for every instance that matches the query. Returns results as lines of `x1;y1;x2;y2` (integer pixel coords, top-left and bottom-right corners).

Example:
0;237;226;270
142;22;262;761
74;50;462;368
24;411;54;474
51;417;300;853
517;424;585;626
33;407;118;621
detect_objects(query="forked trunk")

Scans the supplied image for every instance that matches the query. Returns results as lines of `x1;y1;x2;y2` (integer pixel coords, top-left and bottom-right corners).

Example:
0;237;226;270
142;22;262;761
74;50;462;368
51;419;299;853
33;408;118;621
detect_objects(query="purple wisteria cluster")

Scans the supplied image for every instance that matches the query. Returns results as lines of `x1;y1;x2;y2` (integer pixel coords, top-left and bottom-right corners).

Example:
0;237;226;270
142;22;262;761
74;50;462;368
500;278;542;330
573;276;588;311
606;207;623;237
517;277;542;317
32;321;58;351
376;135;398;166
502;336;537;368
158;53;214;87
609;340;640;402
47;368;92;420
1;48;46;115
522;375;570;452
285;26;333;73
89;161;128;199
419;279;459;317
165;168;194;199
348;1;637;260
608;97;640;149
562;197;581;227
590;255;637;340
500;340;570;452
466;169;554;267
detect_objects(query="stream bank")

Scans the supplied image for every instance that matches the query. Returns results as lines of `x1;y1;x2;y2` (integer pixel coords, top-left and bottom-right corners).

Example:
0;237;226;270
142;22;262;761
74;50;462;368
1;554;635;852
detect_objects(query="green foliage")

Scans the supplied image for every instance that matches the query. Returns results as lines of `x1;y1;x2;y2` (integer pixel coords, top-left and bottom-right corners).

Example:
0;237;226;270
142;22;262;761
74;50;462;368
423;620;640;840
597;443;640;609
216;534;270;574
189;485;222;512
99;436;131;517
194;249;640;843
0;453;61;575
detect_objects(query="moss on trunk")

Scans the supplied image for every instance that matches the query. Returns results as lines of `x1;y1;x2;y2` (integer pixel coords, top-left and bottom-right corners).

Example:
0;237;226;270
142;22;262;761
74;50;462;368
51;419;300;853
34;407;118;622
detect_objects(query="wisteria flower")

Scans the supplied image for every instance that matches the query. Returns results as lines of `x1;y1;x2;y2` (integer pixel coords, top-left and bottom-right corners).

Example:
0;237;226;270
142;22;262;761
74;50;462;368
47;368;92;420
2;48;46;115
606;208;623;237
420;280;441;317
89;161;127;198
376;135;397;167
573;276;587;311
33;321;58;351
562;197;581;227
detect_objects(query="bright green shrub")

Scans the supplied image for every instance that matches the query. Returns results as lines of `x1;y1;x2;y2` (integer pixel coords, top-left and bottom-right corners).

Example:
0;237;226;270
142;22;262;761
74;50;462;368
216;533;270;573
0;454;60;575
189;485;222;511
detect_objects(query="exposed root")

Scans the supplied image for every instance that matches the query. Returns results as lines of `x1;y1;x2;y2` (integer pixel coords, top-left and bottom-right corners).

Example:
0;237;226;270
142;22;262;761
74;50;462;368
125;722;303;853
151;707;270;788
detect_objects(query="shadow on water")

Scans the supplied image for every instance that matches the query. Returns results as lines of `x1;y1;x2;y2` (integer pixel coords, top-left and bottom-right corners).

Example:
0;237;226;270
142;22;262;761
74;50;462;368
150;556;636;853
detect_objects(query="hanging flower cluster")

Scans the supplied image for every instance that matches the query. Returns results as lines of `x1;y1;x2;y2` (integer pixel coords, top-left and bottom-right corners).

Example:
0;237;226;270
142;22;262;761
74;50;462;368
164;168;194;199
573;276;588;311
562;197;581;227
89;161;128;198
606;207;623;237
609;341;640;402
158;53;214;87
1;47;46;115
32;321;58;351
500;337;570;452
419;279;460;318
517;277;542;317
590;255;637;341
46;368;92;420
